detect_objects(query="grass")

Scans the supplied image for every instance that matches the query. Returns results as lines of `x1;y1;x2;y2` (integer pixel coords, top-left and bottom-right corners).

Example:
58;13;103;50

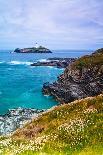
69;48;103;70
0;94;103;155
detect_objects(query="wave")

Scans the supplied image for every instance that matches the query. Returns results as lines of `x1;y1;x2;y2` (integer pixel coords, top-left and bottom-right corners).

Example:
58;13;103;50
44;95;49;98
38;66;54;69
38;59;47;62
0;61;5;64
46;66;64;70
8;61;32;65
46;66;54;69
38;59;50;62
54;67;64;70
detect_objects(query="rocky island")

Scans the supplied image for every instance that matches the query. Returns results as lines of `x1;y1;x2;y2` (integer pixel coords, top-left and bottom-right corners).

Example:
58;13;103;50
31;58;76;68
42;48;103;103
14;46;52;53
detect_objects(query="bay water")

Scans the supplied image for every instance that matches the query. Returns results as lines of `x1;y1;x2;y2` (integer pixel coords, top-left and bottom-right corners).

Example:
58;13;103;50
0;50;92;114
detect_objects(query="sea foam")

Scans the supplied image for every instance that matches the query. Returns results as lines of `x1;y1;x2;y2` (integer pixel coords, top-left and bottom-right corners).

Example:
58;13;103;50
38;59;50;62
8;61;32;65
0;61;5;64
38;59;47;62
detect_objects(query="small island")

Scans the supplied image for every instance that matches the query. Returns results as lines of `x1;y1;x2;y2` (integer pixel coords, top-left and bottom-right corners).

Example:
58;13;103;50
14;43;52;53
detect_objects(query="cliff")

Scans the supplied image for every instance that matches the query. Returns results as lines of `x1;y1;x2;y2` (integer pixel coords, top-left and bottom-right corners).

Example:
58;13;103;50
43;48;103;103
14;46;52;53
0;94;103;154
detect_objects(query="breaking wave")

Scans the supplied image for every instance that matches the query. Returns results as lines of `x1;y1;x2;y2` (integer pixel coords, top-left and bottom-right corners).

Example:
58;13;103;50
8;61;32;65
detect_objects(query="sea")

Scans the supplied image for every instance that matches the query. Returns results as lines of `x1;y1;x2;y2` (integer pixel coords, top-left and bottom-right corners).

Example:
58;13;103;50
0;49;92;115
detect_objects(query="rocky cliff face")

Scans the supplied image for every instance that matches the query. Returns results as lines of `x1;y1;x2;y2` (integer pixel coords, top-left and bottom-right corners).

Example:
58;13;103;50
43;48;103;103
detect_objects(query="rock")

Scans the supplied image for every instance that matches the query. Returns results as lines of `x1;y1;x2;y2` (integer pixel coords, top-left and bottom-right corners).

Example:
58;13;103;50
14;46;52;53
31;58;76;68
92;48;103;55
0;108;45;135
42;48;103;103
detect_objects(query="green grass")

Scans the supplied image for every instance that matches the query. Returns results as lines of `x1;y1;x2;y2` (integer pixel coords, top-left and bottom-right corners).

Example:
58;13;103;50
69;48;103;70
0;94;103;155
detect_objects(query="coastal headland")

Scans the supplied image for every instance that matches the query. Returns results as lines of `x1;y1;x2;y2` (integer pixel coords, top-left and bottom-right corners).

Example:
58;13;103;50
43;48;103;103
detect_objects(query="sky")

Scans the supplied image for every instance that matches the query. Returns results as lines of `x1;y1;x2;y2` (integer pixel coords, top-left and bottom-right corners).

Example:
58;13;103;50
0;0;103;50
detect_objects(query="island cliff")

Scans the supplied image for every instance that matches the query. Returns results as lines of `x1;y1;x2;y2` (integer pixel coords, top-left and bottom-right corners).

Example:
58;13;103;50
43;48;103;103
14;46;52;53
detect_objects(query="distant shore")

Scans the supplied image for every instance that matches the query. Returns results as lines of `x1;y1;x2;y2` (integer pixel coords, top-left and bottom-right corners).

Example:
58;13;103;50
14;46;52;53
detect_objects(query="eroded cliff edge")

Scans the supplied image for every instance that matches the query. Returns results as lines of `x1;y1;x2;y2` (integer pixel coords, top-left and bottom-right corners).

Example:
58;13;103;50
43;48;103;103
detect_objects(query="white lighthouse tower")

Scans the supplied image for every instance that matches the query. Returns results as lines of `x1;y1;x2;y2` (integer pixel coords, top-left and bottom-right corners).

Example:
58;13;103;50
35;43;39;48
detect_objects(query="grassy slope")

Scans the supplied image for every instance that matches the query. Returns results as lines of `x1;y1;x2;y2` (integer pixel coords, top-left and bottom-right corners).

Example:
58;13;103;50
72;49;103;69
0;94;103;155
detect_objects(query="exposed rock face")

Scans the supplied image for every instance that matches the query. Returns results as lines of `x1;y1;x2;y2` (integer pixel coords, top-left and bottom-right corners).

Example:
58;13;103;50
31;58;76;68
0;108;45;135
42;48;103;103
14;46;52;53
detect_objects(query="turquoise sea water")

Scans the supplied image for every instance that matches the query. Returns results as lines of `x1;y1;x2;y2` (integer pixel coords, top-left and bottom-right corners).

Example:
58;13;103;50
0;50;92;114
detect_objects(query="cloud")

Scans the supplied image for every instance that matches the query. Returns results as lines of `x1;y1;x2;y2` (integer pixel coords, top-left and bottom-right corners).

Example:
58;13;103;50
0;0;103;49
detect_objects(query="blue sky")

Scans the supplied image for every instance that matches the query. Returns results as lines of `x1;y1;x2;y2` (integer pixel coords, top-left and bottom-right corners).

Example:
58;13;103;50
0;0;103;50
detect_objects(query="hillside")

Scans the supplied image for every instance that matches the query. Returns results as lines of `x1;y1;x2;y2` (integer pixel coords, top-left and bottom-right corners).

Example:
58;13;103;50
0;94;103;155
43;48;103;103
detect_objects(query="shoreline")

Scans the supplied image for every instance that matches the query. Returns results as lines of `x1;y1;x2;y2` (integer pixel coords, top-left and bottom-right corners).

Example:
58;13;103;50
0;57;76;135
0;108;46;135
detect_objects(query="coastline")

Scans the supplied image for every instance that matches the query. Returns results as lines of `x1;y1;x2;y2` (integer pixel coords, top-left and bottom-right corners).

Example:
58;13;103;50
0;57;69;135
0;49;102;155
0;108;45;135
0;48;102;136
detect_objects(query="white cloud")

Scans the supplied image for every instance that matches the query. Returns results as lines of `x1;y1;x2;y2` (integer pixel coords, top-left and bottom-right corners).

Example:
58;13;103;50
0;0;103;49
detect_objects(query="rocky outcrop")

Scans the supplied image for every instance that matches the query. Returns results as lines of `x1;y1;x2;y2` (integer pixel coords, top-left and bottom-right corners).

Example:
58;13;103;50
42;48;103;103
31;58;76;68
14;46;52;53
0;108;45;135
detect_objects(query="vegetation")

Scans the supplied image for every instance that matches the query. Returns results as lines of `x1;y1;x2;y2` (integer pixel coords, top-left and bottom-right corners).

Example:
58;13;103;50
0;94;103;155
72;48;103;69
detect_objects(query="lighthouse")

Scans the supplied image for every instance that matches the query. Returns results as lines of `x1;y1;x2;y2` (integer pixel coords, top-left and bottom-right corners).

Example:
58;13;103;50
35;43;39;48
